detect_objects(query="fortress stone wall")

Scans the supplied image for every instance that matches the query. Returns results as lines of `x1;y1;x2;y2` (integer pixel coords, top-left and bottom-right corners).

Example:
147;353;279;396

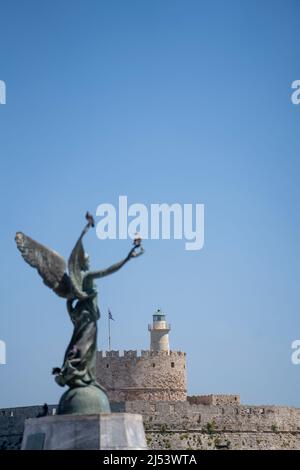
96;350;187;402
1;401;300;450
121;401;300;450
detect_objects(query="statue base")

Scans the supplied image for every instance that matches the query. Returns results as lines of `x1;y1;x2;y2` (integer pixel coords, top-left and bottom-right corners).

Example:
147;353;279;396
57;384;110;415
21;413;147;450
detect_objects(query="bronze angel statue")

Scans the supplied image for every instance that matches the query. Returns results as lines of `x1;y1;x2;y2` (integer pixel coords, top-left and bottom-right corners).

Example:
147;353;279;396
15;213;144;415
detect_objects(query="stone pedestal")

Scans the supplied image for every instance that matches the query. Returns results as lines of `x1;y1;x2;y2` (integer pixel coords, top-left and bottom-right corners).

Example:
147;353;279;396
21;413;147;450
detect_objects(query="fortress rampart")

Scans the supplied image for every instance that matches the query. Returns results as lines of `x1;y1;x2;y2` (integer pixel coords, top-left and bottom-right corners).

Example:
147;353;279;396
1;401;300;450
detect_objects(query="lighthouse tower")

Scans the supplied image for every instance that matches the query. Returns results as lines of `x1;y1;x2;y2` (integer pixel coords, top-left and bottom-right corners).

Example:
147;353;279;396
96;308;187;402
148;309;171;353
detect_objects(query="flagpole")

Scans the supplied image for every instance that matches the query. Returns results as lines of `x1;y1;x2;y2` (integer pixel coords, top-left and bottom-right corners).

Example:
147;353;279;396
108;312;111;351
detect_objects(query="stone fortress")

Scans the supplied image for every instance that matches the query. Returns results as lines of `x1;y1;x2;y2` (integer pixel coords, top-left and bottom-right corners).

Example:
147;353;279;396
1;310;300;450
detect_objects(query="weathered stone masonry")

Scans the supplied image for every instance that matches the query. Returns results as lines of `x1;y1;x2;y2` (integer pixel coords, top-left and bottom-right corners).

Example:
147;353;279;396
1;401;300;450
96;350;187;402
125;400;300;450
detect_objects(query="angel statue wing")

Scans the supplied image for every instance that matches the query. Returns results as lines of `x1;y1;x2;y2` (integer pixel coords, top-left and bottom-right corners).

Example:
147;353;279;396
67;224;90;300
15;232;72;299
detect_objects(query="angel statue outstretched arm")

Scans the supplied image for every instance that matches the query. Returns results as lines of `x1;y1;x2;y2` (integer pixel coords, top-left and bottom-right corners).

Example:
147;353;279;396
86;245;144;280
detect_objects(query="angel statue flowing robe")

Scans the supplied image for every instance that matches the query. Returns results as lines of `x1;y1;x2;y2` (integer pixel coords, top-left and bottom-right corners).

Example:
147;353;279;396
55;286;100;389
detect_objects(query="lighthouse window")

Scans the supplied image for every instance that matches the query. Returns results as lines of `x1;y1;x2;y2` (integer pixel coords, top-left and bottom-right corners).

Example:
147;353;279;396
152;363;155;367
106;364;109;368
171;362;175;368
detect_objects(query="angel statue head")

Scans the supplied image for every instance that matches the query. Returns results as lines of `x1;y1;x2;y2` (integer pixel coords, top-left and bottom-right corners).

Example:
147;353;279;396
15;211;144;415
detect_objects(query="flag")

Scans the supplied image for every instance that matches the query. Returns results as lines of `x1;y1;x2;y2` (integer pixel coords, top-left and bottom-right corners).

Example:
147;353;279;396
108;309;115;321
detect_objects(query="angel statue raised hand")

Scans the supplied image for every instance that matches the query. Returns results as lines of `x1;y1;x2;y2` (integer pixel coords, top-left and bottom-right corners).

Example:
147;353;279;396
15;213;144;415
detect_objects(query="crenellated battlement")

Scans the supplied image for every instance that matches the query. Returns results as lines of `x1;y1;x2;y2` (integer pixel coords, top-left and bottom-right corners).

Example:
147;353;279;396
188;394;240;406
97;350;186;358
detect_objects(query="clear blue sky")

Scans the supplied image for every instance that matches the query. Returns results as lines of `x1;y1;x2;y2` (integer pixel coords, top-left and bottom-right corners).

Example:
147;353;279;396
1;0;300;408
